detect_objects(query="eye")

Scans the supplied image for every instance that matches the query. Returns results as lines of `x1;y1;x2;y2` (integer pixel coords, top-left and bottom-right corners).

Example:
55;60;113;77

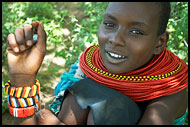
130;29;144;35
103;22;116;28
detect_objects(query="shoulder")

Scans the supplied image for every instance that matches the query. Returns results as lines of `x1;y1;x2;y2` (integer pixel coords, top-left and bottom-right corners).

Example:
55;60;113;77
142;88;187;124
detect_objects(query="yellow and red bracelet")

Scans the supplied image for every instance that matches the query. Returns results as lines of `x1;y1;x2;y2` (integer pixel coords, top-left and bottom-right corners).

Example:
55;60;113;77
8;101;39;118
4;79;40;98
7;94;40;108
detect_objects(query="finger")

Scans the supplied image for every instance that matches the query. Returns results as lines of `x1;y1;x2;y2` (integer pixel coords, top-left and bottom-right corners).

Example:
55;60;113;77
32;21;47;52
6;41;14;54
24;24;33;46
7;34;19;53
6;40;12;50
15;28;26;51
32;21;39;29
26;40;33;46
37;22;46;44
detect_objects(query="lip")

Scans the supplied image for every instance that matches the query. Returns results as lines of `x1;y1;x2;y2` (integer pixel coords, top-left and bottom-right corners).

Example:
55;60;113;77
105;48;128;57
105;50;128;64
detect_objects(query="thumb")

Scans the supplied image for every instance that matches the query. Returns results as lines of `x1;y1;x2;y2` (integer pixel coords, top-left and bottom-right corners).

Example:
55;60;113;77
32;21;47;52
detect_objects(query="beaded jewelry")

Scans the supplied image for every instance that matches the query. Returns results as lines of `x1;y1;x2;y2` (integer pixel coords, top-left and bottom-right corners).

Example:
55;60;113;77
86;45;182;81
8;101;39;118
7;94;39;108
33;34;38;42
4;79;40;98
4;79;41;118
80;45;188;102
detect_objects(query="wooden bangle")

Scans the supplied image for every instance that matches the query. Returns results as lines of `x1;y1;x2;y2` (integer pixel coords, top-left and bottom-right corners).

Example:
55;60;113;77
7;94;40;108
4;79;40;98
8;101;39;118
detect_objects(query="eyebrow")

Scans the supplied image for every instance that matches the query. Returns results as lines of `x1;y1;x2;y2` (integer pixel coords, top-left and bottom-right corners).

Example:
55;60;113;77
130;21;149;28
103;13;149;28
103;13;117;21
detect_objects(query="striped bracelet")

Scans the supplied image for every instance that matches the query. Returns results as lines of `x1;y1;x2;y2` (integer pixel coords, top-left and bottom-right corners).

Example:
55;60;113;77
8;101;39;118
4;79;40;98
7;94;40;108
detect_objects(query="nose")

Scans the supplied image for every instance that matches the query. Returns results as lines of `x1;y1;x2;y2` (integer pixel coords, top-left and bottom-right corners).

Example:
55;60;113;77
109;27;125;46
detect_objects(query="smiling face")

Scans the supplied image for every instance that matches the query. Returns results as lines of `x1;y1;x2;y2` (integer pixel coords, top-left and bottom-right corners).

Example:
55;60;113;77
98;2;166;74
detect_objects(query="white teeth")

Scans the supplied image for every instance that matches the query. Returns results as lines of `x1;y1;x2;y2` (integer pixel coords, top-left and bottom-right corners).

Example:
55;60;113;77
108;52;126;59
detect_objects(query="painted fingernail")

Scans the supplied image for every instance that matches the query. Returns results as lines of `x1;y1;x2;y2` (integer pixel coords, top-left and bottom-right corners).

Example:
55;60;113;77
14;47;19;52
20;45;25;51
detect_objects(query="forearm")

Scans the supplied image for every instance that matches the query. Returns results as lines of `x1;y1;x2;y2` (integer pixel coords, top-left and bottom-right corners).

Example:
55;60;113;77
36;109;66;125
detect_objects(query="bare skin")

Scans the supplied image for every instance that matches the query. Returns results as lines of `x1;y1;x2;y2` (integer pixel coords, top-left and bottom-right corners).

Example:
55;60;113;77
6;2;187;125
7;21;47;125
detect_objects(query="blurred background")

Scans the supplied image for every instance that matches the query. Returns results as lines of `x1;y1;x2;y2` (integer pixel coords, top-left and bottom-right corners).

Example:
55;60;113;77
2;2;188;125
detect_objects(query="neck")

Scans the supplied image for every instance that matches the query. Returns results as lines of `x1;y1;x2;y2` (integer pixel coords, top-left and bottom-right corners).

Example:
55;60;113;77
134;55;155;71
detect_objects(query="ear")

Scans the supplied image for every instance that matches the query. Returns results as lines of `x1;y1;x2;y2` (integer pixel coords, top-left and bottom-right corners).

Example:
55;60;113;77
153;32;169;55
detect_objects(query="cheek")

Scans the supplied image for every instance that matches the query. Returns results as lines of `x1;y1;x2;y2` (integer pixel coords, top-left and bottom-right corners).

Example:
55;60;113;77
98;26;108;46
131;43;149;53
129;40;155;62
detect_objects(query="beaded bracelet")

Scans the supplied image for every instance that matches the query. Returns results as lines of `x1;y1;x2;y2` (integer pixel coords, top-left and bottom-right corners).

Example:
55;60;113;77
8;101;39;118
7;94;40;108
4;79;40;98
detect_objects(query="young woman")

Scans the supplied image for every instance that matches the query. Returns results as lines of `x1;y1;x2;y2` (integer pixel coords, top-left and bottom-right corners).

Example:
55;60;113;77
6;2;188;125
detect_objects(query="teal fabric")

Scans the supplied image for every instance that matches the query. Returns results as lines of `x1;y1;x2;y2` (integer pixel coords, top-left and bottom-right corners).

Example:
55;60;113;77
173;111;187;125
50;61;83;115
54;61;81;96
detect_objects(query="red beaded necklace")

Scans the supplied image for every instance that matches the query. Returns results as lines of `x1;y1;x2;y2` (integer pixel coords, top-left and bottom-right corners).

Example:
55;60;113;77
79;45;188;102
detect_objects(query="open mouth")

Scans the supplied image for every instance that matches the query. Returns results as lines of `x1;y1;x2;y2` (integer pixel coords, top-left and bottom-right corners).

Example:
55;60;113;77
107;51;127;59
105;51;128;64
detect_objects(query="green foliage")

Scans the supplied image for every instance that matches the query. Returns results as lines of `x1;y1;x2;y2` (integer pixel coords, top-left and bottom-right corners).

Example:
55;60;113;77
167;2;188;63
2;81;9;114
2;2;108;115
2;2;69;114
55;2;108;67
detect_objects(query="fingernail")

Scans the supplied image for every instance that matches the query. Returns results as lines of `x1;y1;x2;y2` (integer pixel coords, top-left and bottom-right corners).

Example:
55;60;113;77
20;45;25;51
27;40;32;46
14;47;19;52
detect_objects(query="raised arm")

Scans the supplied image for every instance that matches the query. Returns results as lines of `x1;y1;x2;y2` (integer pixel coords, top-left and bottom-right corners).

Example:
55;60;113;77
6;21;46;125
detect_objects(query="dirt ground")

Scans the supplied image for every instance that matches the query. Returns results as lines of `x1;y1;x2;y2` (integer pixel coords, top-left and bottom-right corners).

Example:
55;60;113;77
2;2;85;125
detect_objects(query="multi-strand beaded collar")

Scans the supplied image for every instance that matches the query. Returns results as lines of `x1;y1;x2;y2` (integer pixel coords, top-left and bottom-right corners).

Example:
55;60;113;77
86;45;182;81
79;45;188;101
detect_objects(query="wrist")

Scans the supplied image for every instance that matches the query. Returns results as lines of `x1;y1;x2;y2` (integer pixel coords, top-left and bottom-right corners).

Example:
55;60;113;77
9;74;36;87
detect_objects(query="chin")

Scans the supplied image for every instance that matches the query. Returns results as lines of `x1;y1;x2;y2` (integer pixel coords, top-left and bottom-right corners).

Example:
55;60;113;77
104;64;127;74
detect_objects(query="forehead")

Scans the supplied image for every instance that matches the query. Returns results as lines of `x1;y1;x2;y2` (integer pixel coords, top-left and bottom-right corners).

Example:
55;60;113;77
105;2;160;26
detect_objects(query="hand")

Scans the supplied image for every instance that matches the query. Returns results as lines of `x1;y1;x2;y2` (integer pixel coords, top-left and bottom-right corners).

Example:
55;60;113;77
36;109;65;125
6;21;47;86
